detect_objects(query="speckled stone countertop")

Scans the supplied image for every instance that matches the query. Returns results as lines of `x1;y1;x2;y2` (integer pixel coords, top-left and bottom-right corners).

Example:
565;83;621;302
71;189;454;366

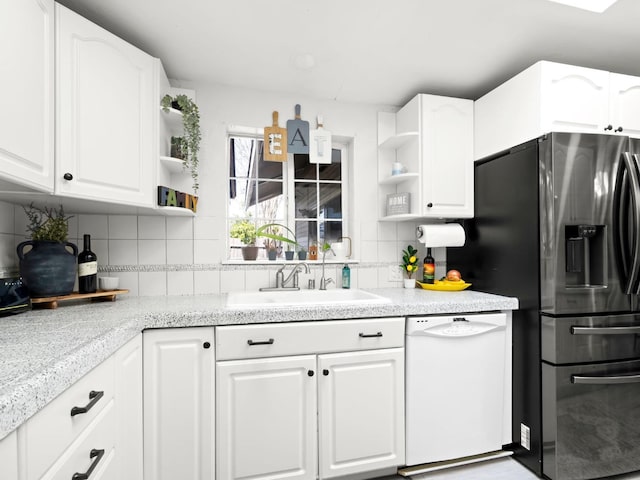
0;288;517;441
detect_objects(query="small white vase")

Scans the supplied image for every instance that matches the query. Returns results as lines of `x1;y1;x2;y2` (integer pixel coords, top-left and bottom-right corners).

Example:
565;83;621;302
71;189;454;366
403;278;416;289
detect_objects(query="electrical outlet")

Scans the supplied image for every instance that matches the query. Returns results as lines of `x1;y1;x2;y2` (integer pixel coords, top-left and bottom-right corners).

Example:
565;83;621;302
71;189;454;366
388;265;402;282
520;423;531;450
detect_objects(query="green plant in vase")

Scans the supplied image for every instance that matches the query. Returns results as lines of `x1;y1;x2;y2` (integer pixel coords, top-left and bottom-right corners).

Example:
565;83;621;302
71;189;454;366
257;223;299;260
230;219;258;260
161;94;201;193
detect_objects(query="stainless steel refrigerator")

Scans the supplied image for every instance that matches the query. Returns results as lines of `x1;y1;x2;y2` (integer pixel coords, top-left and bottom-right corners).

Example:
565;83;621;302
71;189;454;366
448;132;640;480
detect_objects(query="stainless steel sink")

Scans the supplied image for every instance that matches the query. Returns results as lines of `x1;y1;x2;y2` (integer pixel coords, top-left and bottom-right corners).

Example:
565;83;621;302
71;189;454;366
226;289;391;309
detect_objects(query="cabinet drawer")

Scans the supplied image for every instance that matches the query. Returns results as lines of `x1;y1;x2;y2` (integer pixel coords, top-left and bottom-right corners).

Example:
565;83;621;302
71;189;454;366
23;356;115;480
216;317;405;360
39;401;116;480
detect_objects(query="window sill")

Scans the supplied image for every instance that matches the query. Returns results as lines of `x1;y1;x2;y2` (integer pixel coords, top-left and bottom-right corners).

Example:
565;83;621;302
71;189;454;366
223;259;360;266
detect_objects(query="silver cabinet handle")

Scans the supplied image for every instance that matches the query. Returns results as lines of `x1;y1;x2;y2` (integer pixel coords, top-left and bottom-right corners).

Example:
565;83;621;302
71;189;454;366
572;373;640;385
571;325;640;335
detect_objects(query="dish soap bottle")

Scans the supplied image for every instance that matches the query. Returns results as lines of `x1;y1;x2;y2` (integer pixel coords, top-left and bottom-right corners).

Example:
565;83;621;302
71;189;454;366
423;248;435;284
342;264;351;289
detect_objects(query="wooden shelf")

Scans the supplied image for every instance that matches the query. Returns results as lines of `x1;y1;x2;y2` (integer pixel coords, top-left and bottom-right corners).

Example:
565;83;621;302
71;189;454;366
380;172;419;185
160;156;186;174
378;131;419;149
379;213;423;222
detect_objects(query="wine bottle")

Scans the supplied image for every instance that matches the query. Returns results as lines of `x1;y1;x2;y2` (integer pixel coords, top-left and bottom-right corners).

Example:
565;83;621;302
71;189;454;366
423;248;435;284
78;234;97;293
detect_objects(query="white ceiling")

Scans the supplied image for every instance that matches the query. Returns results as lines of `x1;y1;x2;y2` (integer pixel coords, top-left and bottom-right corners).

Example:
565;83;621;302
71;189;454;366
56;0;640;106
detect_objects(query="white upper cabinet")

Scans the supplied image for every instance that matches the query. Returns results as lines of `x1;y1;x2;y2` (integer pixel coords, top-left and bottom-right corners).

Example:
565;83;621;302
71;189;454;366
475;61;640;159
55;3;155;207
0;0;54;192
378;94;474;221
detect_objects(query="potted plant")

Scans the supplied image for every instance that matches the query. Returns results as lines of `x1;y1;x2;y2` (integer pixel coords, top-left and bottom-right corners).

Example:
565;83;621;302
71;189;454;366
257;223;299;260
400;245;419;288
230;219;258;261
16;204;78;297
161;94;201;193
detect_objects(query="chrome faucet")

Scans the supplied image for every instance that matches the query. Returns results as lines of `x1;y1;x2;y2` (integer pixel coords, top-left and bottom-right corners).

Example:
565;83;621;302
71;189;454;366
319;246;335;290
260;262;310;291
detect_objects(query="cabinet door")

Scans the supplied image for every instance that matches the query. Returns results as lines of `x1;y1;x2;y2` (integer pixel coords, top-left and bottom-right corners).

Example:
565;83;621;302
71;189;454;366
420;95;474;218
217;355;317;480
318;348;405;478
55;4;154;207
114;334;142;480
609;72;640;138
0;0;54;192
0;431;18;480
143;328;214;480
540;62;610;134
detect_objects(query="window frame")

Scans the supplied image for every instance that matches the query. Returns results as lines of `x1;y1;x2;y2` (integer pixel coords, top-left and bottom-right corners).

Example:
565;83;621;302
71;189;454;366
226;126;350;262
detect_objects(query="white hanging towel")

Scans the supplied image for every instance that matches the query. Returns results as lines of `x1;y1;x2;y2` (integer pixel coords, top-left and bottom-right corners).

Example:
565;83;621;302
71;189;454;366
309;115;332;164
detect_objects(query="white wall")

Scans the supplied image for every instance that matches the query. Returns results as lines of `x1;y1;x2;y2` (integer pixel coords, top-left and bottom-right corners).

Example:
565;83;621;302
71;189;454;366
0;83;446;295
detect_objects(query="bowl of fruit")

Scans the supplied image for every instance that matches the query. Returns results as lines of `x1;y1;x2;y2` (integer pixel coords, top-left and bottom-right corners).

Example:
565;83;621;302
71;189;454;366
416;269;471;291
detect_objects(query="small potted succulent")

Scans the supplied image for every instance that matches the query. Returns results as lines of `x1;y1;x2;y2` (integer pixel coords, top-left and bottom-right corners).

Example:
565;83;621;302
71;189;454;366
400;244;419;288
230;219;258;261
257;223;299;261
17;204;78;297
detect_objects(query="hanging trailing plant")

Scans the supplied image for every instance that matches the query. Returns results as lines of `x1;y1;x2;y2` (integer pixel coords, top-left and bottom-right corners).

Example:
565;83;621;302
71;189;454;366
161;94;201;193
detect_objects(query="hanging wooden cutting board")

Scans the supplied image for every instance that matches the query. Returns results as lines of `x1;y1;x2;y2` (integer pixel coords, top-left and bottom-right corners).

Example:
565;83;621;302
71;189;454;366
286;104;309;154
264;111;287;162
309;115;332;164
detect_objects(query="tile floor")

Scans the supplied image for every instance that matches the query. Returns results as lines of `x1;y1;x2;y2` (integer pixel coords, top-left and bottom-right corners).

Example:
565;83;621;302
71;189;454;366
378;458;640;479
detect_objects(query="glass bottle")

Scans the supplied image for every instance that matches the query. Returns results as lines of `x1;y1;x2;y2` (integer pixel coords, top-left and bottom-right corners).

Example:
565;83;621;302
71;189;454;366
78;234;98;293
342;264;351;289
423;248;435;284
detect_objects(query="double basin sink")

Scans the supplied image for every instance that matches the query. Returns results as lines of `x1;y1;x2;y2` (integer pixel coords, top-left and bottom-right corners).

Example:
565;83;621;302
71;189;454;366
226;288;391;309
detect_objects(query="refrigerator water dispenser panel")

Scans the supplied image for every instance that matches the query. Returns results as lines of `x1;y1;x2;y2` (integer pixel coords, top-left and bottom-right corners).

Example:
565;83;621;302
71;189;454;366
565;224;606;288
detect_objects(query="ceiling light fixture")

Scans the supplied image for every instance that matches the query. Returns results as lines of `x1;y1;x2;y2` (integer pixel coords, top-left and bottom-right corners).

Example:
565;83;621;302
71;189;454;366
546;0;618;13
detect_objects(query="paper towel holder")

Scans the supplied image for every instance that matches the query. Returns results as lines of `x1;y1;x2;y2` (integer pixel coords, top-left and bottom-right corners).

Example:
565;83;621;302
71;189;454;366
416;223;466;248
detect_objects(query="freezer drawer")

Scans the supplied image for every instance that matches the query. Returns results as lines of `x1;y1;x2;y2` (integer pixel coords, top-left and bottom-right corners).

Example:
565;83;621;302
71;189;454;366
542;359;640;480
541;313;640;364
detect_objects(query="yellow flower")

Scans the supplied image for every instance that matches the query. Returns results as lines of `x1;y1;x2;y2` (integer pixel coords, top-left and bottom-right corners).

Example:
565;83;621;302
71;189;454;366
406;264;414;272
409;256;417;263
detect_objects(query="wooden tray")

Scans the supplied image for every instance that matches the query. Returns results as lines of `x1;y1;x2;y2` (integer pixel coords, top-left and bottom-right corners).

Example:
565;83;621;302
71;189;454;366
31;289;129;309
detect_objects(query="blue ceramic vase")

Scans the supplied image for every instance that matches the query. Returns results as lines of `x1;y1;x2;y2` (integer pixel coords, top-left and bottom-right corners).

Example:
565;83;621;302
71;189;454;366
17;240;78;297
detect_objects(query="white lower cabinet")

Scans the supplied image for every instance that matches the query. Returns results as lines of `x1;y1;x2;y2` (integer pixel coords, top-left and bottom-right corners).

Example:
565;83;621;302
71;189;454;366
216;318;405;480
216;356;318;480
143;327;215;480
8;334;142;480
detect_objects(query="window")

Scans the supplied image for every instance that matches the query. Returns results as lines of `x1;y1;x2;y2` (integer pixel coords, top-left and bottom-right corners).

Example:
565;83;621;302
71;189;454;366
228;131;348;260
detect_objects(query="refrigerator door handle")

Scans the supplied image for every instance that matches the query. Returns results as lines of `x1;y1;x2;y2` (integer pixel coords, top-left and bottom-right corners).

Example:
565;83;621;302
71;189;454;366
571;373;640;385
571;325;640;335
615;153;640;294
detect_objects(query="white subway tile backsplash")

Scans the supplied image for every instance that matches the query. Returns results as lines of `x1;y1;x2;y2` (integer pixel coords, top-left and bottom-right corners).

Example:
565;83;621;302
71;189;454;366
219;270;245;293
108;239;137;265
111;272;138;296
377;221;397;242
245;269;270;291
168;271;194;295
0;202;14;234
378;241;398;263
108;215;138;239
78;215;109;239
194;216;220;240
194;271;220;295
194;239;220;264
138;240;166;265
138;216;166;239
167;239;193;264
138;271;167;296
0;233;16;268
166;217;193;240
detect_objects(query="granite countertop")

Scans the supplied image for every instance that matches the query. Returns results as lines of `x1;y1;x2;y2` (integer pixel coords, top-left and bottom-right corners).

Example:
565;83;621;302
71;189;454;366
0;288;518;441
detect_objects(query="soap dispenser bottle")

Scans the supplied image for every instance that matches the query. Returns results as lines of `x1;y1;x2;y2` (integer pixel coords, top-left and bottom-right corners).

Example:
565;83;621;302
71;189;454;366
342;264;351;289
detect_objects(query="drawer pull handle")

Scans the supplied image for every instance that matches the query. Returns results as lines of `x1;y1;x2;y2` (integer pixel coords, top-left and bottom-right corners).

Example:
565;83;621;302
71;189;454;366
247;338;275;346
72;448;105;480
70;390;104;417
359;332;383;338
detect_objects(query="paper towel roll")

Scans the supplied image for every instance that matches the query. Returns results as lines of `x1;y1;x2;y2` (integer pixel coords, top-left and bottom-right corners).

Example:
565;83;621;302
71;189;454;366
416;223;466;247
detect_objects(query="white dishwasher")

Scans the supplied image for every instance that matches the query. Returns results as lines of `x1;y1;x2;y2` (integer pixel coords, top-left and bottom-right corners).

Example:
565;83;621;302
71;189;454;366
405;313;509;467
